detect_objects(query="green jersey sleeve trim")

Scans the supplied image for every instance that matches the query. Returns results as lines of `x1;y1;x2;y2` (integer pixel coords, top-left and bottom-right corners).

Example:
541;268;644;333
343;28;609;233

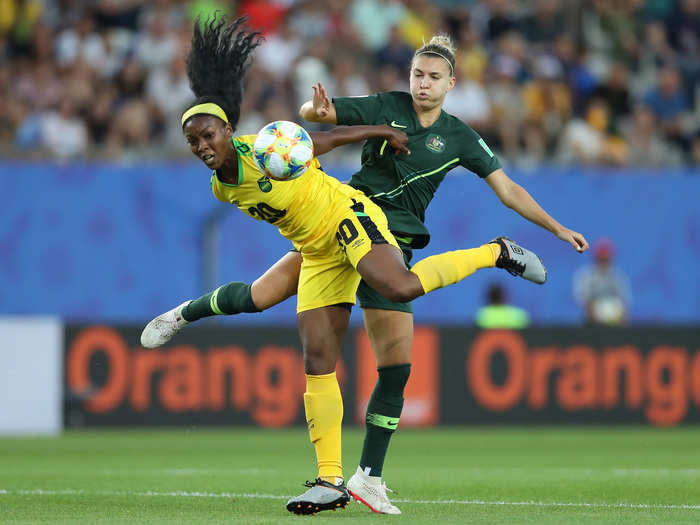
478;138;495;157
210;285;225;315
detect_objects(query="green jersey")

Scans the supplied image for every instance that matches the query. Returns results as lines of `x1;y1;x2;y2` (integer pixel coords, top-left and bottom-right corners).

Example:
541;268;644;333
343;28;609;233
334;91;501;249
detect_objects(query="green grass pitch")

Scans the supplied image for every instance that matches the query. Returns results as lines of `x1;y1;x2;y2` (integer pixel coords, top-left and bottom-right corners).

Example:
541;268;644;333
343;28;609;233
2;427;699;524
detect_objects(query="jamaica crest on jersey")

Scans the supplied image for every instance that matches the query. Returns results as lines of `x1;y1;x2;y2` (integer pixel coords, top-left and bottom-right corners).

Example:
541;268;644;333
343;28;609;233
257;175;272;192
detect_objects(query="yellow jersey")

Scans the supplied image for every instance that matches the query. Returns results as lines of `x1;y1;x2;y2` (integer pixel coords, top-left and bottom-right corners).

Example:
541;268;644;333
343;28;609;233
210;135;366;254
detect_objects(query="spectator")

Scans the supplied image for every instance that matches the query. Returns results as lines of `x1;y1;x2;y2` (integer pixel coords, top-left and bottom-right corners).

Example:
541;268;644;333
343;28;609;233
443;59;491;132
486;53;525;161
55;13;106;67
257;16;303;81
454;13;488;84
0;0;695;164
146;53;193;148
475;283;530;329
556;97;626;165
85;83;118;147
521;53;572;161
288;0;332;42
635;20;678;98
591;61;631;132
398;0;441;50
292;39;333;109
519;0;566;51
643;65;691;146
375;25;414;71
483;0;520;44
691;131;700;167
553;35;597;114
134;6;178;70
573;239;630;325
40;98;89;158
623;104;683;166
580;0;643;78
667;0;699;117
237;0;287;36
329;54;370;97
350;0;405;51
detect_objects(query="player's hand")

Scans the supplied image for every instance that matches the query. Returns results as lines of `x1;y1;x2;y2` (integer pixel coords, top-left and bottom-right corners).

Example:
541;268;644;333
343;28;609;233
558;228;589;253
312;82;331;119
383;126;410;155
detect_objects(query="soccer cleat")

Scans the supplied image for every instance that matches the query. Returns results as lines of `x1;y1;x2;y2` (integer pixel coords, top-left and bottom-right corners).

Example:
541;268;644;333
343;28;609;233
140;301;191;348
492;237;547;284
347;466;401;515
286;478;350;515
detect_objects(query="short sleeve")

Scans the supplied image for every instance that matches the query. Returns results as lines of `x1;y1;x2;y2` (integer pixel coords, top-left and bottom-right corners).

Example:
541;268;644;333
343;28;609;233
333;94;384;126
460;130;502;178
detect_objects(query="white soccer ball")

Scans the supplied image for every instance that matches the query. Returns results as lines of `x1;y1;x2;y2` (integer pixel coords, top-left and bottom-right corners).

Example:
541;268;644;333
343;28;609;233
253;121;314;180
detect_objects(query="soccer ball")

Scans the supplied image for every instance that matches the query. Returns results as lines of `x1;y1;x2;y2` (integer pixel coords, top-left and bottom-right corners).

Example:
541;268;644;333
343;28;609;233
253;121;314;180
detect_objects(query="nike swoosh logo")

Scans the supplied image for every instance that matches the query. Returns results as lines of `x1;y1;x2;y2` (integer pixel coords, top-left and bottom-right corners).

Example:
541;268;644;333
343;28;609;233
390;121;407;128
387;420;398;428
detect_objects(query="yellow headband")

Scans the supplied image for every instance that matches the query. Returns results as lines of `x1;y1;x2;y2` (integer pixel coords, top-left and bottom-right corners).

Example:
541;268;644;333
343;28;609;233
181;102;229;127
415;50;454;76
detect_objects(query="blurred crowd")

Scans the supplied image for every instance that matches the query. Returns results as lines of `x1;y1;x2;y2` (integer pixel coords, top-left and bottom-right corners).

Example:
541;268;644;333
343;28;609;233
1;0;698;167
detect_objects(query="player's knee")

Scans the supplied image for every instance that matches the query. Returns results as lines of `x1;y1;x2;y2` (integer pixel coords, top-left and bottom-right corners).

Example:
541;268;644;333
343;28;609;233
375;336;412;367
302;344;336;375
380;279;421;304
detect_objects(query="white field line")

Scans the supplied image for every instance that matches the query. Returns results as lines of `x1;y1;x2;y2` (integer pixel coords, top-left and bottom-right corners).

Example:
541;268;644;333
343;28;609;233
0;488;699;511
89;467;700;478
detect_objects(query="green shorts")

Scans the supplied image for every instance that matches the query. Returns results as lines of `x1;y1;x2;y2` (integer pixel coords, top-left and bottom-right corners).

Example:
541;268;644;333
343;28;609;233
356;244;413;313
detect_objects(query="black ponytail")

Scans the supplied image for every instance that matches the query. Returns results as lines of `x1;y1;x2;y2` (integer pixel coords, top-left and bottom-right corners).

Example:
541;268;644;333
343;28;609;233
185;14;263;128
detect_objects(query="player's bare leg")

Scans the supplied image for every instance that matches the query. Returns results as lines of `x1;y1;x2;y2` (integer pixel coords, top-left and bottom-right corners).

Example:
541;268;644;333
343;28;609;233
287;305;351;515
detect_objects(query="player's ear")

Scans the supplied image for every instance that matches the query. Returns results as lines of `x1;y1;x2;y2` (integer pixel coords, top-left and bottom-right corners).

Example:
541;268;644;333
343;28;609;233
447;76;456;91
224;122;234;137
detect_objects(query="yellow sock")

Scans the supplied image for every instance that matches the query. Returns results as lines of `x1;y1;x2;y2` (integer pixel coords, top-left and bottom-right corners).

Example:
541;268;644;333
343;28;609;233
410;243;501;294
303;372;343;480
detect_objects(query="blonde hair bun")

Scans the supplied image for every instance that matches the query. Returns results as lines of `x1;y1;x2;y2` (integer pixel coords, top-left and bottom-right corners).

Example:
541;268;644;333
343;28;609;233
428;34;456;55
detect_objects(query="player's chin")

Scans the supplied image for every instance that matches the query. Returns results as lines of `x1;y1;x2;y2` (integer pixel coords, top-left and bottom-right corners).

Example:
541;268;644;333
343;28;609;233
414;96;436;109
201;156;220;169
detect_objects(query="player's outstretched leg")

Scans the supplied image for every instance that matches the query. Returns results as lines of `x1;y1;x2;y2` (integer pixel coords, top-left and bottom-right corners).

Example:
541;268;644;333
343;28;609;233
286;478;350;515
492;237;547;284
347;466;401;514
140;301;191;348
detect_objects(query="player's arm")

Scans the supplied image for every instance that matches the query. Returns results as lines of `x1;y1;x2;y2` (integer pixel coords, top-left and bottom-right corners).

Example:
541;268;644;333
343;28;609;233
310;125;409;156
299;82;338;124
485;168;589;253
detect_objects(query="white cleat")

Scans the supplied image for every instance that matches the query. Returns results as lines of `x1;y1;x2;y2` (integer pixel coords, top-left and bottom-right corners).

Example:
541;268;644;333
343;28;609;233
140;301;191;348
347;466;401;515
492;236;547;284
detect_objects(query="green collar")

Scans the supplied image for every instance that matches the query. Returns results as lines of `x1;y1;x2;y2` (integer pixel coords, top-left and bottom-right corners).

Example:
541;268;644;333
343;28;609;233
213;138;245;187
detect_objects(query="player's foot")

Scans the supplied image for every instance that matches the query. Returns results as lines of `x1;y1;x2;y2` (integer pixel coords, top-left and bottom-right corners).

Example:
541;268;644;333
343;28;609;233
347;466;401;515
492;237;547;284
140;301;191;348
286;478;350;515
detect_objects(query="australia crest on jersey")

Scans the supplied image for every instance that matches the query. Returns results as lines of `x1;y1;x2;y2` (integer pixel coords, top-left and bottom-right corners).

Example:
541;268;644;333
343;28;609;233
425;134;446;153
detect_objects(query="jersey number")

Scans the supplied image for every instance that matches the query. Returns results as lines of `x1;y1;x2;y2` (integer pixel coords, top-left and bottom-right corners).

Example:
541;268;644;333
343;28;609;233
335;219;359;252
248;203;287;223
